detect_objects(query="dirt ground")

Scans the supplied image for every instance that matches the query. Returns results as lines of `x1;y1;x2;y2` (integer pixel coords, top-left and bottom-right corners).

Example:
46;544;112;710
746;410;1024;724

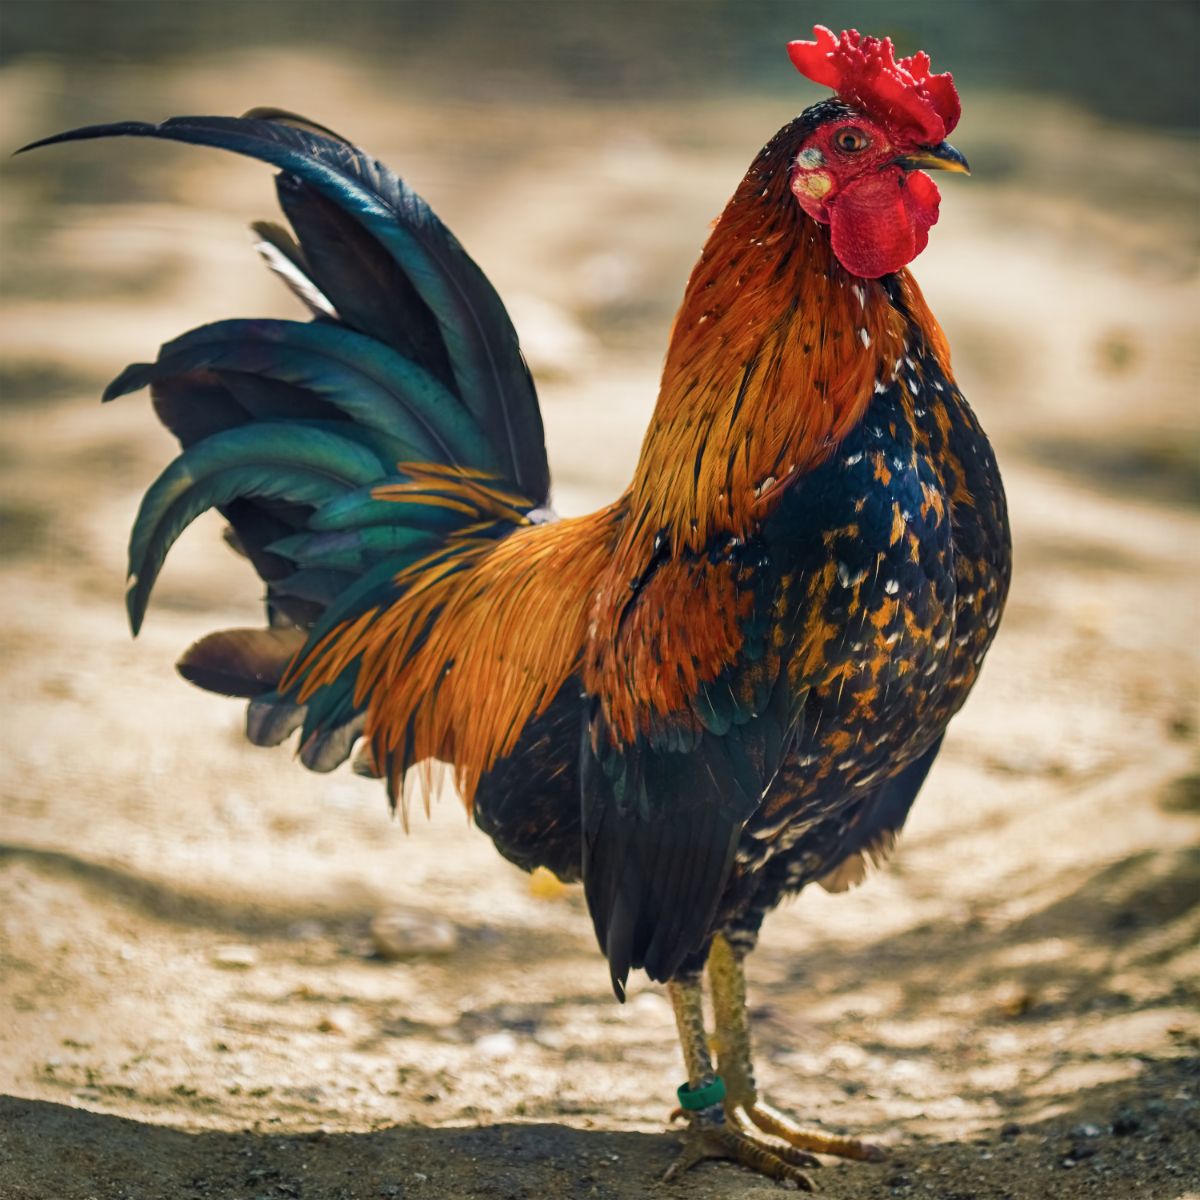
1;52;1199;1200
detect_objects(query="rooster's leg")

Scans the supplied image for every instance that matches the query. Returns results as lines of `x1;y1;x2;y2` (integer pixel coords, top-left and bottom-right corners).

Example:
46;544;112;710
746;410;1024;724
708;932;886;1162
663;975;816;1187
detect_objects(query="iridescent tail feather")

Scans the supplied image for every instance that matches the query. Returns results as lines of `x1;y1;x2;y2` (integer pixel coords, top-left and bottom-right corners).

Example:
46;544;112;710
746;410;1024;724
21;112;573;800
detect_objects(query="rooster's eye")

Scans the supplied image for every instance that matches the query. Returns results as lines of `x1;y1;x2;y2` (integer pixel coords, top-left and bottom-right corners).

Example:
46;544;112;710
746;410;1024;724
834;127;870;153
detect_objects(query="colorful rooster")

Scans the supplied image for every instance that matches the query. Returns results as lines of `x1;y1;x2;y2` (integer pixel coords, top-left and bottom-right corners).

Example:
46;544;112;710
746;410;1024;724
25;26;1010;1186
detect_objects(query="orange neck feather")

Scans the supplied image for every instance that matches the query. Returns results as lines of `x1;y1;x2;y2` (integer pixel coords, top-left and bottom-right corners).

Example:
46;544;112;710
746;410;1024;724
584;134;953;742
623;133;938;553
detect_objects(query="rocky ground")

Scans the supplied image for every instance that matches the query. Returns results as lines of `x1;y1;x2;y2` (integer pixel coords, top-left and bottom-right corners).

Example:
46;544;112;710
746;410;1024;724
1;52;1198;1200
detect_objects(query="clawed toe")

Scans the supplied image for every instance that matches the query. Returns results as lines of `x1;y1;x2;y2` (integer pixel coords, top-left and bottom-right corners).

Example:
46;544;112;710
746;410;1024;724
728;1105;822;1168
663;1119;816;1189
744;1099;887;1162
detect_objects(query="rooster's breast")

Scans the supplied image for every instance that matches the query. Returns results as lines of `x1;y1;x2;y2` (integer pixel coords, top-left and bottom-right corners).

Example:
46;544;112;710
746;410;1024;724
744;338;1010;872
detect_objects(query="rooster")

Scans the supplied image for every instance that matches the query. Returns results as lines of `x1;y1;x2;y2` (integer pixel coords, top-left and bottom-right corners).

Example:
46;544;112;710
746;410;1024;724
23;27;1009;1187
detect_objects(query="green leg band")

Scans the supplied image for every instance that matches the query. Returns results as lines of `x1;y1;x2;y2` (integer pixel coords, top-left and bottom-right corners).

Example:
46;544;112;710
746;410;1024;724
677;1075;727;1111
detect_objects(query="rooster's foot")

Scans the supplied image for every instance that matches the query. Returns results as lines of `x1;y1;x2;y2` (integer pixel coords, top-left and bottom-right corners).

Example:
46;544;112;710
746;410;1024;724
663;1115;817;1188
705;933;887;1164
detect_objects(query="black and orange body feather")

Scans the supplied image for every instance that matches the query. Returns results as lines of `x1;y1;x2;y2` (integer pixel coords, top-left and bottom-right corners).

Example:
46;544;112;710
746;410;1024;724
574;107;1008;991
24;97;1009;999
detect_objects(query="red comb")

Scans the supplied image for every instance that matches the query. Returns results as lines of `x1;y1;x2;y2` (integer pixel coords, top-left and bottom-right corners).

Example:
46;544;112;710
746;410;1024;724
787;26;960;146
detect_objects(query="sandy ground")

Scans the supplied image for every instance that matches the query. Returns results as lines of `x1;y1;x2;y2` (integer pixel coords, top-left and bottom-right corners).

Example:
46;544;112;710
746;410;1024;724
1;52;1199;1200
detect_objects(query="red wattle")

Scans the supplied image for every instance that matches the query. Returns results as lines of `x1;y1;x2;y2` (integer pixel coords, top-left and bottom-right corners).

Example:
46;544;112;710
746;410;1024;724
828;168;941;278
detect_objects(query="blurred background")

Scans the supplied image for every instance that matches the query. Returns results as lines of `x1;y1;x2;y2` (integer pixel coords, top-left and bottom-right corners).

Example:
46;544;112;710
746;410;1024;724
2;3;1198;1198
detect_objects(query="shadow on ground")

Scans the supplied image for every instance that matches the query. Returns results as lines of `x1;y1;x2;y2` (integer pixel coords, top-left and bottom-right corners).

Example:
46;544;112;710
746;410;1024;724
4;1055;1199;1200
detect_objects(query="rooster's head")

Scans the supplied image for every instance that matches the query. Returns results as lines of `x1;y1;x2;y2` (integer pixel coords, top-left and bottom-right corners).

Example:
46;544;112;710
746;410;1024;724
786;27;968;279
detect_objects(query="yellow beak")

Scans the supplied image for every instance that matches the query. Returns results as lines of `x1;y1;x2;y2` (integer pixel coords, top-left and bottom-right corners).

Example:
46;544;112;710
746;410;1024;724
895;141;971;176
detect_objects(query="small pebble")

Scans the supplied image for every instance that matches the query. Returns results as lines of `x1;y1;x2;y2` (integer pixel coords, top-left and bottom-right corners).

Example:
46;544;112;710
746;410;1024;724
628;990;671;1017
473;1031;518;1058
288;920;325;941
1112;1108;1141;1136
371;909;458;959
317;1010;353;1035
212;944;259;969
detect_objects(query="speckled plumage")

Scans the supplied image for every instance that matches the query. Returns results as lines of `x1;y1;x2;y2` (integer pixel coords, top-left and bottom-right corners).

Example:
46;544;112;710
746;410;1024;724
476;269;1011;976
27;90;1009;1004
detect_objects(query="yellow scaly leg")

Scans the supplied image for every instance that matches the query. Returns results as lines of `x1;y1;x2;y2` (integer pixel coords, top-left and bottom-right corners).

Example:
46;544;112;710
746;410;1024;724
663;975;816;1187
708;932;886;1162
